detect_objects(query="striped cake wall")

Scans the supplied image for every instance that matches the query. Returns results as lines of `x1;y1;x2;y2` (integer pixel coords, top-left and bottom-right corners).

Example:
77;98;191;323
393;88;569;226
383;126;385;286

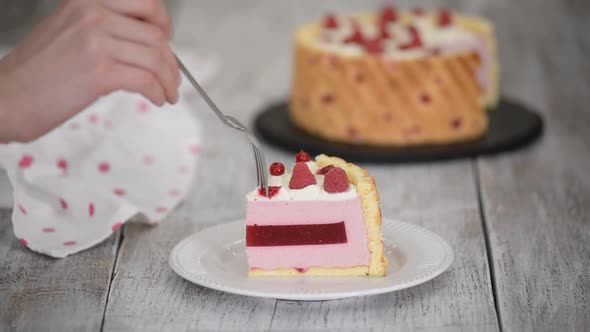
290;41;488;146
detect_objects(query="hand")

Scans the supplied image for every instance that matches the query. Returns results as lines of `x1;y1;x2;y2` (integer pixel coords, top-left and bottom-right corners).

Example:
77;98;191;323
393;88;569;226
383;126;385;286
0;0;180;143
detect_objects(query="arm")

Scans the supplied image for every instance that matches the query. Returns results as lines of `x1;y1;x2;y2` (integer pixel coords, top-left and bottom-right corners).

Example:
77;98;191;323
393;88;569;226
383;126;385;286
0;0;180;143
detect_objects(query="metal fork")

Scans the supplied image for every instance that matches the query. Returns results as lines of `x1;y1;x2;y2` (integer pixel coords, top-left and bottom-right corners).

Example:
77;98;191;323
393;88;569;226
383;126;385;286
174;54;269;195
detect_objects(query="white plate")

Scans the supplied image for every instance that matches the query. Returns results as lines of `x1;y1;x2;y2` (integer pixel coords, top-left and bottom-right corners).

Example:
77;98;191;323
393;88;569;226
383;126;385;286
169;218;453;301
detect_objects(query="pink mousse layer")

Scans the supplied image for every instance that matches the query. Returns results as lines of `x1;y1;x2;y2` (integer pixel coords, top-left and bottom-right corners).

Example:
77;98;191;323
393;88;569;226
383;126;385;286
246;197;369;270
440;37;491;92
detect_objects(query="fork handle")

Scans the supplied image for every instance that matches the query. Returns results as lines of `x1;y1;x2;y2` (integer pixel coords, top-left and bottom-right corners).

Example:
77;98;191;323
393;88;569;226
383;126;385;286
174;54;227;123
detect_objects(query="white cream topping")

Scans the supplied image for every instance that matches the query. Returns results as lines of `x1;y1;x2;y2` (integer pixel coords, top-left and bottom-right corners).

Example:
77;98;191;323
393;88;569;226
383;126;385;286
317;42;364;57
289;185;321;200
246;161;358;202
321;23;354;44
269;175;283;187
317;14;481;61
305;161;319;174
382;45;428;59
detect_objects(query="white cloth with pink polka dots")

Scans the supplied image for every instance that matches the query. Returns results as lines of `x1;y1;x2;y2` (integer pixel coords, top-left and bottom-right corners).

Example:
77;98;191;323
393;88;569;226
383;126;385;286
0;49;217;257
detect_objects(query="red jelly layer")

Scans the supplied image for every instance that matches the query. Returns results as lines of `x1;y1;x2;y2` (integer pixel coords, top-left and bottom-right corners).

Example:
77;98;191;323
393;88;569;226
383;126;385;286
246;222;347;246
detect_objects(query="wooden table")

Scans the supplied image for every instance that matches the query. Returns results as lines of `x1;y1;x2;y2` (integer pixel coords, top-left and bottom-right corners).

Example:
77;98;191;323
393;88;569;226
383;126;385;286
1;1;589;331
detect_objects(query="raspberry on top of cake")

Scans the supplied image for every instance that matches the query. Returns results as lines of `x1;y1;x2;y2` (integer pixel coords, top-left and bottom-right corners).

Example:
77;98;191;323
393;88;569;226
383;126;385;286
247;151;356;202
316;6;492;91
245;151;387;277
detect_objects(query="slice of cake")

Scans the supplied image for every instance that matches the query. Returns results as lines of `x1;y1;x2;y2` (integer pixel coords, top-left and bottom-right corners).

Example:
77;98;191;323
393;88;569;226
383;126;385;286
246;151;387;277
289;5;499;146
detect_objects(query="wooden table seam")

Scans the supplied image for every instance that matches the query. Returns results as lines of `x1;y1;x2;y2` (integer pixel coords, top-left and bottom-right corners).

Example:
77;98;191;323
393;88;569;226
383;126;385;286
99;225;125;332
472;159;503;332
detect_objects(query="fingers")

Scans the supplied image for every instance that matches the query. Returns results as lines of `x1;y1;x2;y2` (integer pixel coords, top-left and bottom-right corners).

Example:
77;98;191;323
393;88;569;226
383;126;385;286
58;0;178;105
100;0;172;38
104;37;179;104
103;12;166;48
101;12;180;91
100;63;166;106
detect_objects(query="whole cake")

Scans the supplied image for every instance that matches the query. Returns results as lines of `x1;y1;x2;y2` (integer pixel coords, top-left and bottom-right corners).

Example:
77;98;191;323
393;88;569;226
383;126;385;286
245;151;387;277
289;5;499;146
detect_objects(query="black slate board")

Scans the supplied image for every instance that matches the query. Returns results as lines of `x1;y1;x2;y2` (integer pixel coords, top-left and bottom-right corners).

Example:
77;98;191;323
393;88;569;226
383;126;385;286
254;98;544;163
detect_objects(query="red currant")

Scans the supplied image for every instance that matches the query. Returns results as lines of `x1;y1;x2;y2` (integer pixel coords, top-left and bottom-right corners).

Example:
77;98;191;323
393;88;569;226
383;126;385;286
269;162;285;176
295;151;311;162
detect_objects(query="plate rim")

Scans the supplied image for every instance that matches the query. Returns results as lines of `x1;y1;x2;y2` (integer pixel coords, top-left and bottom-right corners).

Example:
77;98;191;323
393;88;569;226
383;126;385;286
169;218;454;301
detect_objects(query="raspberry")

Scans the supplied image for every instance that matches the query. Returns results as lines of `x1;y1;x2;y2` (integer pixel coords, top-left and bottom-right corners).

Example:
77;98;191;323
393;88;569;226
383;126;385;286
295;150;311;162
289;163;317;189
344;22;365;45
437;9;452;27
380;5;398;22
378;19;391;39
398;25;423;50
364;38;384;54
377;5;397;41
317;165;335;175
323;14;339;29
269;162;285;176
323;167;349;193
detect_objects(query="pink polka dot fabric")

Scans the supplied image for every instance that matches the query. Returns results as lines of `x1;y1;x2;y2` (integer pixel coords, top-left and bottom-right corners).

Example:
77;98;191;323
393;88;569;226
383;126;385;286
0;88;202;257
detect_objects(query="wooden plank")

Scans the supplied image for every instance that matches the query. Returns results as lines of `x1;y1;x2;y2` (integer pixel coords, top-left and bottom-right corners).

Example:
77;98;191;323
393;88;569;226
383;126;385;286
269;162;499;331
0;209;120;332
477;1;590;330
